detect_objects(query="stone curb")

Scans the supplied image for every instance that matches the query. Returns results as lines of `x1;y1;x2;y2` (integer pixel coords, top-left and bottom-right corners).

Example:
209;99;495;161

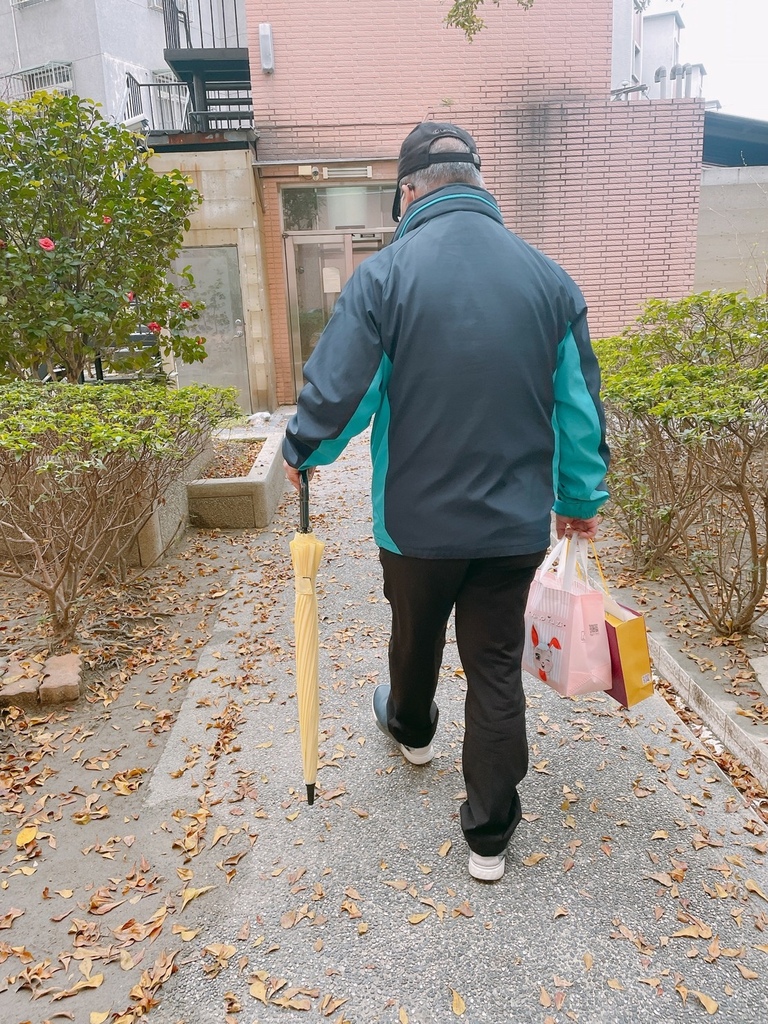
648;630;768;791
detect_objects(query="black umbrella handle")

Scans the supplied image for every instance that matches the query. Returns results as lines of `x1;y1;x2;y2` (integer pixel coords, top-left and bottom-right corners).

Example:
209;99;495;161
299;469;310;533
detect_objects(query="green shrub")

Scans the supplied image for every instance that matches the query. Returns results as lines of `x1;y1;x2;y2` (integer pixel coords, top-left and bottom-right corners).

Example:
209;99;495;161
595;292;768;635
0;382;239;639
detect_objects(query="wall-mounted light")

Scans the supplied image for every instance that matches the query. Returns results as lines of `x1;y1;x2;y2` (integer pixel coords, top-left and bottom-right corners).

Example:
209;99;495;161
259;23;274;74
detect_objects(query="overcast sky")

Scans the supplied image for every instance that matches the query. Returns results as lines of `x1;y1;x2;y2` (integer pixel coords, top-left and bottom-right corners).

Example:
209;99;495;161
645;0;768;121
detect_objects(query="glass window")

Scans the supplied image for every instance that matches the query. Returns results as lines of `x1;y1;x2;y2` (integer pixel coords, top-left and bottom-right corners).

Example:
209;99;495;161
282;185;396;232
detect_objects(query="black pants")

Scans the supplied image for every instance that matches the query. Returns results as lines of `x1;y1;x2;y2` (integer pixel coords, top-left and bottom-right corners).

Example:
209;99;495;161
379;548;545;856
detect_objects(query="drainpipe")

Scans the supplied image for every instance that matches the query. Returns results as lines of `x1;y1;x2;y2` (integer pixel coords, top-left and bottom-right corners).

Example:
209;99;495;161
654;66;667;100
9;1;23;73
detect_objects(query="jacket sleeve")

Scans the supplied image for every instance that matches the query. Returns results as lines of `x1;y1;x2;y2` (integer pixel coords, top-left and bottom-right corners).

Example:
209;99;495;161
282;263;390;470
551;306;610;519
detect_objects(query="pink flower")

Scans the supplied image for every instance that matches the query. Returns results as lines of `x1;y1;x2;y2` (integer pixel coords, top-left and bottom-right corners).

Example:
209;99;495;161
102;216;112;225
127;291;135;302
179;300;192;310
146;321;162;334
38;237;55;251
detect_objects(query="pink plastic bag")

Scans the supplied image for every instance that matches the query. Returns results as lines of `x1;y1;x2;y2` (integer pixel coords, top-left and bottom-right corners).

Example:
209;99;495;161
522;537;612;697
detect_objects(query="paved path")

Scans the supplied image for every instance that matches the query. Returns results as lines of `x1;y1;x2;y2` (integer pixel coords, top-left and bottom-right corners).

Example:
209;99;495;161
148;430;768;1024
2;421;767;1024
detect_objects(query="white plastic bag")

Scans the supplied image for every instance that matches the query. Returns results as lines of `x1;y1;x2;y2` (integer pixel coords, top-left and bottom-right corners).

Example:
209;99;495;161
522;537;612;697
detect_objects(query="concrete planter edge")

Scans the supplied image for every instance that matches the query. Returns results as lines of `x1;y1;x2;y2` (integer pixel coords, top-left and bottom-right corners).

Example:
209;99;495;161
186;433;285;529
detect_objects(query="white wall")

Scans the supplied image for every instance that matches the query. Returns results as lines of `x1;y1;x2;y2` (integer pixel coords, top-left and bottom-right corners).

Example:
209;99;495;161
695;165;768;295
0;0;171;117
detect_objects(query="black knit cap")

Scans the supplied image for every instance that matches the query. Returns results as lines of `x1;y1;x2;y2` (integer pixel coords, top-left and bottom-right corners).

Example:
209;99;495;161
391;122;481;222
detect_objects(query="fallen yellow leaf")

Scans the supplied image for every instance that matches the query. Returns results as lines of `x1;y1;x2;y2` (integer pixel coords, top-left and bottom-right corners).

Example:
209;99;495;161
606;979;624;990
450;988;466;1015
408;912;431;925
210;825;228;848
746;879;768;902
438;840;452;857
522;852;548;867
583;952;594;971
51;972;104;1000
693;991;718;1015
172;924;199;941
736;964;758;980
180;885;214;911
90;1013;110;1024
15;826;37;848
399;1008;409;1024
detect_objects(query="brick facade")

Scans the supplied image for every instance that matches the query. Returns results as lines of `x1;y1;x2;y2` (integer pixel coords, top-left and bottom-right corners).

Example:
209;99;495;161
246;0;703;403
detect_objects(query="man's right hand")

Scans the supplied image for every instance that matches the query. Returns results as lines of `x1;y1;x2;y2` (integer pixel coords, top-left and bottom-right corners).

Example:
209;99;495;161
284;461;316;492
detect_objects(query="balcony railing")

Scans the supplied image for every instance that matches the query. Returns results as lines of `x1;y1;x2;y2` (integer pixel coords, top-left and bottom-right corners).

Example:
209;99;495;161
0;61;73;101
121;74;192;133
121;73;252;133
162;0;247;50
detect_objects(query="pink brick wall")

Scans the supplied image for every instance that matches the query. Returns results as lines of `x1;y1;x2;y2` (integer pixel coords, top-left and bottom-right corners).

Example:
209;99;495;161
248;0;613;162
245;1;703;403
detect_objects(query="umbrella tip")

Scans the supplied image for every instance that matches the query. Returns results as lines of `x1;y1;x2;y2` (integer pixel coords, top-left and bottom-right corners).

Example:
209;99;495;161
306;782;315;806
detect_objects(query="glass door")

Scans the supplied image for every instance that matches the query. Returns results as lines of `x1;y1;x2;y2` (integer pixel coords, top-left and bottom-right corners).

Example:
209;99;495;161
286;234;351;373
285;231;391;393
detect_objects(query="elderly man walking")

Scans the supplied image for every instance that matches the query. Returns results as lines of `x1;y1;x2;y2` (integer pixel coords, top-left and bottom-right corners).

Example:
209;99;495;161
283;122;609;881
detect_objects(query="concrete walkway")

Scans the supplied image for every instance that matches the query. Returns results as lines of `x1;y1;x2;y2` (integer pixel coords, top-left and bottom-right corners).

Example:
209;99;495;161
144;424;768;1024
4;414;767;1024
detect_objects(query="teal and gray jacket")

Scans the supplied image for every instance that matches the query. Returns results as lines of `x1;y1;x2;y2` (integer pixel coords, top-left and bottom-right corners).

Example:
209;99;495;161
283;183;609;558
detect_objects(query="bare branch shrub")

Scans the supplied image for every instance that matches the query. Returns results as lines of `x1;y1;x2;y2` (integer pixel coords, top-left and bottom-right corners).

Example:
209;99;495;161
596;293;768;635
0;382;239;640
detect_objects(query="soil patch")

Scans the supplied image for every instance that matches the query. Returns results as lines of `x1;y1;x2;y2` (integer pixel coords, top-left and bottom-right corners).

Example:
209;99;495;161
202;438;264;479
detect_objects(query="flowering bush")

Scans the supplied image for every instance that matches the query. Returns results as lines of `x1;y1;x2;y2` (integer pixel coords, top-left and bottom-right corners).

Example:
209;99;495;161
0;93;206;381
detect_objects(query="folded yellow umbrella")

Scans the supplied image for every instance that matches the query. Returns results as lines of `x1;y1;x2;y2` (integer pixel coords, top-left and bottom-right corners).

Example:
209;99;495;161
289;470;325;805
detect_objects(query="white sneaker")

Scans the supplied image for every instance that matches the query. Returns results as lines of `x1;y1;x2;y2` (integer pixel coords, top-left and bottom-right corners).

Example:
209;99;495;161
372;684;434;765
399;741;434;765
468;851;505;881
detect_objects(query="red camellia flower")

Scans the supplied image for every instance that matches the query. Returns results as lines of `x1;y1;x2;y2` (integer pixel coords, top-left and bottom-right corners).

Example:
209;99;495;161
127;291;135;302
38;237;55;251
146;322;162;334
179;300;192;310
102;216;112;225
0;240;6;248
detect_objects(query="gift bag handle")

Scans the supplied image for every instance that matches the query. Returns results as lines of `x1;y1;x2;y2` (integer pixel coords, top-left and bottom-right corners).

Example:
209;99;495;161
540;536;598;593
561;536;592;591
539;536;568;578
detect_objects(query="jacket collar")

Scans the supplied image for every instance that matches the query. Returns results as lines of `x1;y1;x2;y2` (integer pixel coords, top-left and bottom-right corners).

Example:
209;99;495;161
393;184;503;241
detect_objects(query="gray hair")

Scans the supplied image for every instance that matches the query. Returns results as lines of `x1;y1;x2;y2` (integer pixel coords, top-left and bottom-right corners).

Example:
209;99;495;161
407;136;485;194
